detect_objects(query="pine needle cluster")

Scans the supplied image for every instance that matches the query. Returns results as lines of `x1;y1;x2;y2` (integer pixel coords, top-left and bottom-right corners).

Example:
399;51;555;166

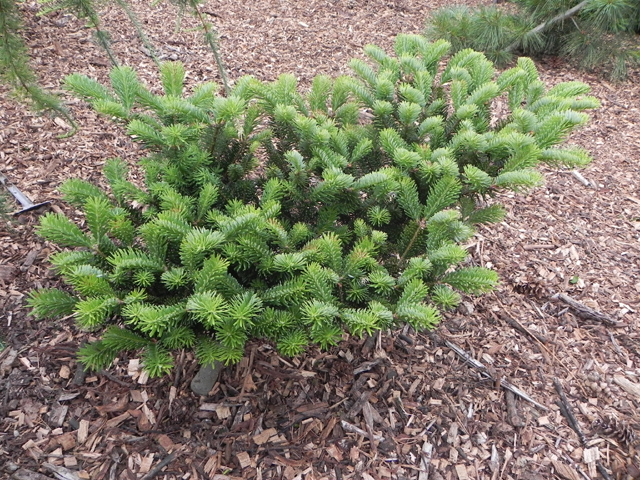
425;0;640;80
0;0;75;129
29;35;598;377
1;0;228;124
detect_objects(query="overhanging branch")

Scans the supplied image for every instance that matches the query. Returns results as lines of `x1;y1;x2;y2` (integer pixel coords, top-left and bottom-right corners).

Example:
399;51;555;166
506;0;592;52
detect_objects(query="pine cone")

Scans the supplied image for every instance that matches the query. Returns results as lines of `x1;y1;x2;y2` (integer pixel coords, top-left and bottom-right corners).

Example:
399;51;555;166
592;416;637;446
512;280;548;299
169;395;192;424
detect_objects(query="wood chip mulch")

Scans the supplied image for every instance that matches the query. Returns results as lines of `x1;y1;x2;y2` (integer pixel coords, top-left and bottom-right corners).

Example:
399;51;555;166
1;1;639;479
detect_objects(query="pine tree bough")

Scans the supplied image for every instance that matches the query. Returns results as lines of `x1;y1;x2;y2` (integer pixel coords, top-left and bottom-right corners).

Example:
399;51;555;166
28;35;599;379
1;0;229;123
0;0;76;134
505;0;592;53
425;0;640;80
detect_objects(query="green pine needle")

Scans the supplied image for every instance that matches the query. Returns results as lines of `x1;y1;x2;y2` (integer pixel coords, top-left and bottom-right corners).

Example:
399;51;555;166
441;267;498;294
60;179;109;207
27;289;77;319
142;344;174;378
161;326;196;349
26;34;600;375
77;341;119;372
37;213;94;249
431;285;462;309
160;61;185;97
423;176;462;220
186;291;229;327
102;326;150;351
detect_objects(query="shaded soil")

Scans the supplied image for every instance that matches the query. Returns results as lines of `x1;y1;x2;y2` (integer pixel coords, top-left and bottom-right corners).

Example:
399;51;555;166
1;1;639;479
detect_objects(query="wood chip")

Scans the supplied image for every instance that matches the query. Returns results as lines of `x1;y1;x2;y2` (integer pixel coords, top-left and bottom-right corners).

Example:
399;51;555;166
48;403;68;427
325;444;343;462
340;420;385;442
0;264;17;282
139;453;155;474
156;434;175;451
58;392;80;402
236;452;251;469
455;464;470;480
43;462;82;480
203;455;219;475
215;404;231;419
418;441;433;480
55;432;76;451
253;428;277;445
0;348;18;376
130;390;145;403
104;412;130;429
142;402;156;425
551;460;582;480
77;420;89;445
95;395;128;415
613;375;640;398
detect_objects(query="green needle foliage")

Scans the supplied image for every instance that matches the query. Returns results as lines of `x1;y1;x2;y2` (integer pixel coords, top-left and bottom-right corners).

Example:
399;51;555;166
425;0;640;80
29;35;599;378
1;0;228;123
39;0;119;66
0;0;76;131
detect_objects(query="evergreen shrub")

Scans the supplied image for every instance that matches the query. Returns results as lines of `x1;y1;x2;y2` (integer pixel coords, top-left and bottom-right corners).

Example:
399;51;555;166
28;35;599;377
425;0;640;80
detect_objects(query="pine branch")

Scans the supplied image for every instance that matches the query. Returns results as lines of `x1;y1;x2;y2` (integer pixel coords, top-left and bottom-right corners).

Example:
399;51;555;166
93;26;118;67
399;219;425;263
27;289;77;319
506;0;592;52
0;0;76;133
188;0;230;95
112;0;159;65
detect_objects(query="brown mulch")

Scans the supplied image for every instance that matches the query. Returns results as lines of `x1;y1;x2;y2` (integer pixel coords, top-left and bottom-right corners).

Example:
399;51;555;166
1;1;639;479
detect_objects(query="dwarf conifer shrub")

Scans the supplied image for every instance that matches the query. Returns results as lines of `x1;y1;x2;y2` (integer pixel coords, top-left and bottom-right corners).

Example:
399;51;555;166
28;35;598;377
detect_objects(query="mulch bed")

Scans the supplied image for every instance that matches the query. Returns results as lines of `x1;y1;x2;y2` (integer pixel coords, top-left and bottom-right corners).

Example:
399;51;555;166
1;0;639;479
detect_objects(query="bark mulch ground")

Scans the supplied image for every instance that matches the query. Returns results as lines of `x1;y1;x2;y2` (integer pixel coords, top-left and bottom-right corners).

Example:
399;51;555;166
1;1;639;479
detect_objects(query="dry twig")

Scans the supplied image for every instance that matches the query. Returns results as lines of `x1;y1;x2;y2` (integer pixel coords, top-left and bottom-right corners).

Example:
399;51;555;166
499;313;550;345
571;170;592;187
418;441;434;480
551;293;623;326
553;378;613;480
505;391;525;427
42;463;81;480
445;340;548;410
139;452;178;480
340;420;385;442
